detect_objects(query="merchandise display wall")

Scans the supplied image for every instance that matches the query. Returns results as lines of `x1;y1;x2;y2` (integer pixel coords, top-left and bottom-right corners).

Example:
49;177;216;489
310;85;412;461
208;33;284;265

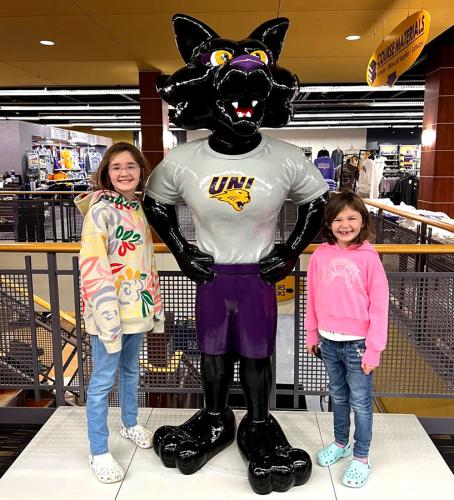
0;121;112;188
187;128;367;162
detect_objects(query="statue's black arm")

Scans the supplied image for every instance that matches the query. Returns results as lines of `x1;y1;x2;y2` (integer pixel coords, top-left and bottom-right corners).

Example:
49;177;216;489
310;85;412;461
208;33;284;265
259;191;329;283
143;195;214;283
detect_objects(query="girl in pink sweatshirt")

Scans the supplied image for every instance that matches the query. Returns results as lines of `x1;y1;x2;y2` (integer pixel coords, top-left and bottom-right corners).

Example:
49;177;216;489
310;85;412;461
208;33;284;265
305;192;388;488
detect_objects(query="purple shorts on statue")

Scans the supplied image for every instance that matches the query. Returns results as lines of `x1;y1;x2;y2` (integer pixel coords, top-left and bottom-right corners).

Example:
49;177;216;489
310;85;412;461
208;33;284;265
196;264;277;359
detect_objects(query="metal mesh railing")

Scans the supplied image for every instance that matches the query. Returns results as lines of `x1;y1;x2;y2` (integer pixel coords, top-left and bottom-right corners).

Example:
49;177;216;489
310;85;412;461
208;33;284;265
381;273;454;394
425;239;454;273
0;255;453;417
0;272;53;389
370;213;421;272
0;195;84;242
296;272;454;398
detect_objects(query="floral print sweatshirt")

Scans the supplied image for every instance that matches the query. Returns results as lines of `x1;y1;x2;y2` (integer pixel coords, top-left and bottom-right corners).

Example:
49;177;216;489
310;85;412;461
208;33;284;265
75;190;164;353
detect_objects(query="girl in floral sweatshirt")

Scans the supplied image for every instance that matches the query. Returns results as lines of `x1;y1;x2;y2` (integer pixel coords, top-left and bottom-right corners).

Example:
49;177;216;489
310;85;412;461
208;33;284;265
305;192;388;488
75;143;164;484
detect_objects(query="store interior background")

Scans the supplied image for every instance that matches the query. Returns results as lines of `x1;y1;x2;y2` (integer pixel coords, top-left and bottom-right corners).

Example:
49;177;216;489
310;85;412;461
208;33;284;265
0;0;453;421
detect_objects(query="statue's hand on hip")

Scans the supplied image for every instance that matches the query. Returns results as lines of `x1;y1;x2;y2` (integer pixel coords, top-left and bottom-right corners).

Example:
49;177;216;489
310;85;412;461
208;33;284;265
259;243;296;283
178;244;214;283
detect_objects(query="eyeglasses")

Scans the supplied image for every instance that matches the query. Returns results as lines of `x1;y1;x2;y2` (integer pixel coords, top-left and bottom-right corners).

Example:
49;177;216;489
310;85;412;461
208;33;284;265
109;163;139;174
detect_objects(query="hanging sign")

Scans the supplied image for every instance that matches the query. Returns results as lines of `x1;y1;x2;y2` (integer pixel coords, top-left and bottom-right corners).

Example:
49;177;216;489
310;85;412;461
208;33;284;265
367;10;430;87
50;126;69;141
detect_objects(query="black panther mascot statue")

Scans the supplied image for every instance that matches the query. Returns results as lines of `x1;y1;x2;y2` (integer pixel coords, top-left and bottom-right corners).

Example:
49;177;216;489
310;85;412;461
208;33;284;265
143;14;329;495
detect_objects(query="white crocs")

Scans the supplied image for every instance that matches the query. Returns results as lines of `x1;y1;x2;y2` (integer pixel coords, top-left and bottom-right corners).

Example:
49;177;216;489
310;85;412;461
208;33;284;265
88;452;124;484
120;423;153;448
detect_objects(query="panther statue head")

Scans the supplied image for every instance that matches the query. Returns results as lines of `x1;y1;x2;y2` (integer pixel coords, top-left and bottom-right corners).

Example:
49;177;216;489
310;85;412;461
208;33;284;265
157;14;299;142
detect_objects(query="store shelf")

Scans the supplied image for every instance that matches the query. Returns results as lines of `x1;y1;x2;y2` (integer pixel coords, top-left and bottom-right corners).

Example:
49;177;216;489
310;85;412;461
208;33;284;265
47;179;84;183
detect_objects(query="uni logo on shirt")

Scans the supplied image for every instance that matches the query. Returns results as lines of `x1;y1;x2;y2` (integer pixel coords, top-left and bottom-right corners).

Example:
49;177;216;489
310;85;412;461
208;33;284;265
208;176;255;211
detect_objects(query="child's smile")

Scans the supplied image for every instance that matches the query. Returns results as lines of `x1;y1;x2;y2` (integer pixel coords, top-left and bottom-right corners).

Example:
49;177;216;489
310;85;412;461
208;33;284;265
331;207;364;248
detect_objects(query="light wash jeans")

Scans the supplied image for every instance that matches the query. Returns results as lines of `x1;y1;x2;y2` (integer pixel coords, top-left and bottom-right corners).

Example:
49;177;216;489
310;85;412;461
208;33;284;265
86;333;144;456
319;337;373;459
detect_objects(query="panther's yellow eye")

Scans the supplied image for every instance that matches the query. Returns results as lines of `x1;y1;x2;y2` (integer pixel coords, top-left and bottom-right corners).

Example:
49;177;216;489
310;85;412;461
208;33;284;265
250;50;269;64
210;50;233;66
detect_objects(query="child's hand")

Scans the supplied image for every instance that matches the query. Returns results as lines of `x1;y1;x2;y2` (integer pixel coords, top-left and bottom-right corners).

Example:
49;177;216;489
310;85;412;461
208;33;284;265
361;362;375;375
306;344;319;355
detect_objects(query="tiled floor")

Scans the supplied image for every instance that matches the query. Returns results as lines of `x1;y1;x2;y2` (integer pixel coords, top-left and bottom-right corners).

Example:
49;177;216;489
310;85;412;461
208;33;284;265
0;407;452;499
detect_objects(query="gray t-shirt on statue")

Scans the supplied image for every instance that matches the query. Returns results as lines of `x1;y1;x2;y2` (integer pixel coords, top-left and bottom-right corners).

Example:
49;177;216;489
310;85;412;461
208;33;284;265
145;134;328;264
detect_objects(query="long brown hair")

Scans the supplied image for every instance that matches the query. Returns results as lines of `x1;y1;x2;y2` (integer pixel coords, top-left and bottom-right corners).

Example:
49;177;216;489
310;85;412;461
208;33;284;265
321;192;371;245
91;142;151;199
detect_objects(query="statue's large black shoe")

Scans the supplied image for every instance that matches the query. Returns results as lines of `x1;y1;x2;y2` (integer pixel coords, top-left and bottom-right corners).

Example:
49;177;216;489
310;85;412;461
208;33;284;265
153;407;236;475
237;414;312;495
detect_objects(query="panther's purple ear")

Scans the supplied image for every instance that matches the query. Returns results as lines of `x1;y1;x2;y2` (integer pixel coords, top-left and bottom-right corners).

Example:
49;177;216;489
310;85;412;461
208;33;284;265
172;14;219;65
248;18;289;61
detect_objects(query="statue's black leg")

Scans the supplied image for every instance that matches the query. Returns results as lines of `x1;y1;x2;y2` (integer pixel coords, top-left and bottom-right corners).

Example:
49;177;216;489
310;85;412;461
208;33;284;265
237;355;312;495
153;353;236;474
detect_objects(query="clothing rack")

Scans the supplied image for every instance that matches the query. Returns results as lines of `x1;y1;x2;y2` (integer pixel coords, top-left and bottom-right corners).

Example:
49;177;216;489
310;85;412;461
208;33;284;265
359;149;373;164
341;151;360;166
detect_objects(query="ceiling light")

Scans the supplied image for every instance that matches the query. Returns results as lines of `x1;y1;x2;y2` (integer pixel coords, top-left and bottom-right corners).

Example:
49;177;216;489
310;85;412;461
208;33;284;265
68;122;141;127
40;115;140;120
5;116;41;120
368;101;424;107
345;35;360;41
299;85;425;92
278;124;420;130
40;40;55;46
289;119;422;126
0;105;140;111
294;112;423;118
0;88;139;96
421;128;436;147
93;127;140;131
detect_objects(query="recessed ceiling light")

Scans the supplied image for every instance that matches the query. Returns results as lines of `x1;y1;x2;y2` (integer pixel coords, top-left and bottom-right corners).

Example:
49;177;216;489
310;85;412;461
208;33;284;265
40;40;55;46
299;84;424;92
345;35;361;41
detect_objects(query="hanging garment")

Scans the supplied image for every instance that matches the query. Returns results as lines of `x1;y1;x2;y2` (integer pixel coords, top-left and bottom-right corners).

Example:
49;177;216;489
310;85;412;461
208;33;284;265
390;175;419;206
331;148;344;168
85;151;102;173
325;178;337;192
314;156;335;180
336;161;358;192
317;148;330;158
379;176;400;197
369;157;384;199
358;158;374;196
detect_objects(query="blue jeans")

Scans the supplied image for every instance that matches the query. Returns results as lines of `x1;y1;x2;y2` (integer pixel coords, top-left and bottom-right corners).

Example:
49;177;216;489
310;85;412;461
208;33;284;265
319;337;373;459
86;333;144;455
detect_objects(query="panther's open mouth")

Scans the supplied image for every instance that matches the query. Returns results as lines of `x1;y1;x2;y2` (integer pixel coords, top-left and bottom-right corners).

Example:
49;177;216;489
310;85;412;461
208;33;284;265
230;99;259;119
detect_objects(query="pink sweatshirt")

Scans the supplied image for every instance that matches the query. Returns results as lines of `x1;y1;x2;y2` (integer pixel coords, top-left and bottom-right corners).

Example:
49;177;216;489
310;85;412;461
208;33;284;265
305;241;389;367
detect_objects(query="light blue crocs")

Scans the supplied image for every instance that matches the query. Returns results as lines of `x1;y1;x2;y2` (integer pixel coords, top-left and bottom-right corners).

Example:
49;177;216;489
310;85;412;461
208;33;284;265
316;442;352;466
342;459;371;488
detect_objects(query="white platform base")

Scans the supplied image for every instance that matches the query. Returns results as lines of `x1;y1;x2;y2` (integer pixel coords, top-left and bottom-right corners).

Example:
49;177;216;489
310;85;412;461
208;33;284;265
0;407;452;499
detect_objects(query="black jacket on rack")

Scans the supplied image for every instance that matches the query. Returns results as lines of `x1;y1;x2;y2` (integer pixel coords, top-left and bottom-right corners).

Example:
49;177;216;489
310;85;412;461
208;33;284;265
390;174;419;207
